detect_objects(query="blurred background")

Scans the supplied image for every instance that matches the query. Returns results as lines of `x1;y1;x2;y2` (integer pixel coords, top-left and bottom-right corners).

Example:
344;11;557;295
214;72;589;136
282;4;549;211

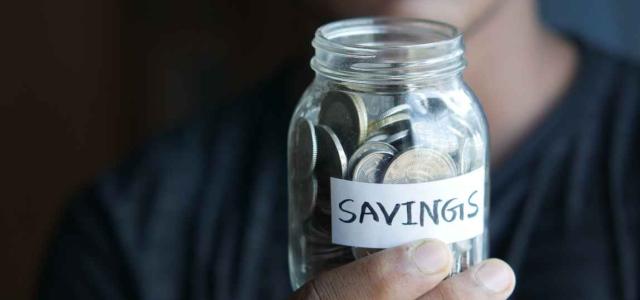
1;0;638;299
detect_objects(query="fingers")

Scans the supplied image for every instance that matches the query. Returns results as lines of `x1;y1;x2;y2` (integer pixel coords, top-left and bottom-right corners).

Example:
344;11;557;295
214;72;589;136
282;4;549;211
418;259;516;300
291;239;452;300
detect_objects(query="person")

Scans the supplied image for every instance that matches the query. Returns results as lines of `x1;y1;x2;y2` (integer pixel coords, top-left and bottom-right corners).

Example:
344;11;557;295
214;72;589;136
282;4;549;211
38;0;640;299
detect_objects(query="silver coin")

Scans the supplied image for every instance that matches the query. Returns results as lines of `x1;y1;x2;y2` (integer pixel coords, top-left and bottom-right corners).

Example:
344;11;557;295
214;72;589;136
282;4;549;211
378;104;411;120
352;151;395;183
451;243;471;274
315;124;348;180
366;133;389;142
292;118;318;178
293;175;317;220
383;148;457;183
471;235;485;264
347;141;397;178
368;112;411;135
454;239;472;252
318;91;368;155
385;129;410;147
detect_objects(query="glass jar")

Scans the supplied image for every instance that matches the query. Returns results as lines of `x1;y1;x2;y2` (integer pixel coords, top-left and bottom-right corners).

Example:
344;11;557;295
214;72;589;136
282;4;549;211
288;17;489;289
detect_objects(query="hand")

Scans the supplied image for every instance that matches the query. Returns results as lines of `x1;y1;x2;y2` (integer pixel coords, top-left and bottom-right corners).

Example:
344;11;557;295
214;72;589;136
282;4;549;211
290;239;515;300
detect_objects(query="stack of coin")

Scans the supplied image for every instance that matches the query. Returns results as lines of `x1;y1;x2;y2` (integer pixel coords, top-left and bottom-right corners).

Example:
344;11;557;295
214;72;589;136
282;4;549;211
291;90;484;270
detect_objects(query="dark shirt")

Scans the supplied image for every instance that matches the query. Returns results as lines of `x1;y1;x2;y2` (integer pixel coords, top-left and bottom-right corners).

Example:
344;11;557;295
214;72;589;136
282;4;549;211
39;42;639;299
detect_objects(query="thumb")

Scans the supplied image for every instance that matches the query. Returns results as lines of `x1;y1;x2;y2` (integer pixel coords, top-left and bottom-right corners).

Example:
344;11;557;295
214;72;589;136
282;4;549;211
291;239;452;300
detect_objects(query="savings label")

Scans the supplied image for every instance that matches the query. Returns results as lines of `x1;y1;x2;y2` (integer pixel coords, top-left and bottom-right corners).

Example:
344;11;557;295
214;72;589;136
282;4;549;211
331;167;485;248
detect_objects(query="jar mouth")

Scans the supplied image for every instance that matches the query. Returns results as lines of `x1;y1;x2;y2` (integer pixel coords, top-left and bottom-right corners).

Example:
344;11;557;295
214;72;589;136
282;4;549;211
314;17;460;52
311;17;465;85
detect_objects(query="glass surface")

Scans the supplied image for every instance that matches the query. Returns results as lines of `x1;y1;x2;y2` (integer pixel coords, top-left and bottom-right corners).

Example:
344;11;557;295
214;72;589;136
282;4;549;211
288;18;489;289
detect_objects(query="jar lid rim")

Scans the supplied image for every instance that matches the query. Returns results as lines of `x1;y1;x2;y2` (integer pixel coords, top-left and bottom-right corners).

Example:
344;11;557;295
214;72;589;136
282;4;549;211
314;17;462;53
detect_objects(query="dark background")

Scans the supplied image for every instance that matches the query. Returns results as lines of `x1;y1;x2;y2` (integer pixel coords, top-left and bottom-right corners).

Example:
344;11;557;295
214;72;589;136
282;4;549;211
1;0;638;299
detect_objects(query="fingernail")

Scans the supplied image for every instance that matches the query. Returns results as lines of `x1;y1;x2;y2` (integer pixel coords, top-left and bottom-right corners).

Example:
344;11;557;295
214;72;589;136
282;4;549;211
410;239;450;274
474;259;514;293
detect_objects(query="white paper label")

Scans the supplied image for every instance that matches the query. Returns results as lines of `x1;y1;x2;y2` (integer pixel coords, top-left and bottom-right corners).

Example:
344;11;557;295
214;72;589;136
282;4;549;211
331;167;485;248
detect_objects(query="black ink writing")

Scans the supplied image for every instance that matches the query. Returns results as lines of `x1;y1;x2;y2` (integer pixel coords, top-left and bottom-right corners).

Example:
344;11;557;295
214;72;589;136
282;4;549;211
377;202;401;225
338;199;356;223
359;202;379;223
467;191;479;218
401;201;418;225
336;190;480;227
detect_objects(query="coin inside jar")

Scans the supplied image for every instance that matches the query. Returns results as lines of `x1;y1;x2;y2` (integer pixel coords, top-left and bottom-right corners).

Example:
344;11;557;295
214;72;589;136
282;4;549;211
318;91;368;155
383;148;457;183
365;133;389;143
292;118;318;178
346;141;397;178
378;103;411;120
352;151;395;183
368;112;411;136
384;129;410;148
314;124;348;180
349;150;393;260
314;124;348;216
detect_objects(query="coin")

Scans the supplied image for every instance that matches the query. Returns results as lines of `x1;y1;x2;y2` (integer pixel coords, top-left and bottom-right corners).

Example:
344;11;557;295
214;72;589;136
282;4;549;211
368;112;411;135
318;91;368;155
314;124;347;216
347;141;397;178
293;175;317;220
451;241;472;274
378;104;411;120
366;133;389;142
385;129;410;148
349;148;393;260
315;124;348;180
292;118;318;178
383;148;457;183
352;151;395;183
